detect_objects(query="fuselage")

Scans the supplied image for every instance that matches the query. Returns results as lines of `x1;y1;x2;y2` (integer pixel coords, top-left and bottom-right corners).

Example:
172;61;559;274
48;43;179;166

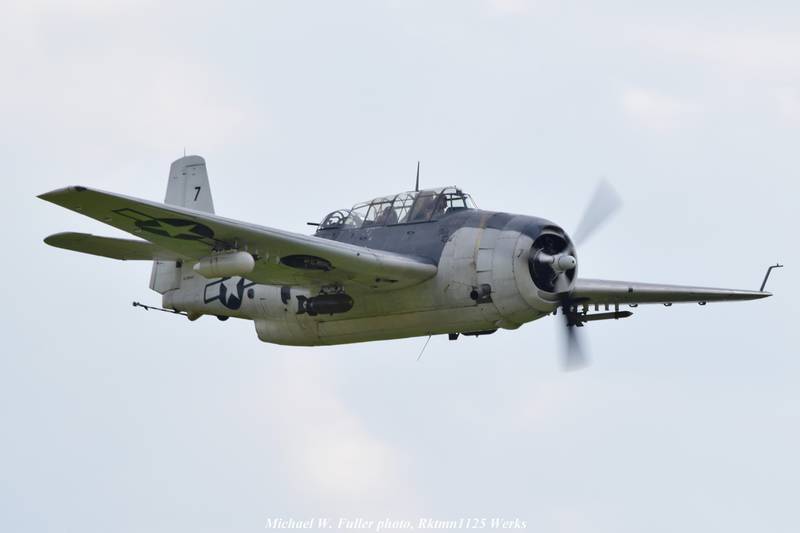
163;206;577;346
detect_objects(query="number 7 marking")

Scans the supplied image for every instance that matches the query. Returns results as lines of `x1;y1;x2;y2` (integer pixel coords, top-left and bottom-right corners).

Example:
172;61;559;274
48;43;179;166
194;186;201;201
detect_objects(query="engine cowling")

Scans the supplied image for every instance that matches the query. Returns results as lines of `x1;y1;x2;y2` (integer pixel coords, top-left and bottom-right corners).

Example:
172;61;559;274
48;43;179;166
460;222;576;328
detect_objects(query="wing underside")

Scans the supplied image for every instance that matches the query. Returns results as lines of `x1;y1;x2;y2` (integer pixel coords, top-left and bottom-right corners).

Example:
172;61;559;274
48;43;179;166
571;278;770;306
45;232;179;261
39;186;437;290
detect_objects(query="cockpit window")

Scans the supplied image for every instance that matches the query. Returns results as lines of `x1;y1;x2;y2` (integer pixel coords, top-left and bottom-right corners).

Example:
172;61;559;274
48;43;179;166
319;209;352;229
391;192;416;224
442;188;476;211
345;202;369;227
406;188;474;223
325;186;475;229
362;196;396;227
406;191;442;223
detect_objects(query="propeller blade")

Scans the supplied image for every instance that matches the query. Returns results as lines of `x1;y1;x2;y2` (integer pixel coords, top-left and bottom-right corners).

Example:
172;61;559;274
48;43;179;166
560;298;588;370
554;180;620;369
563;322;588;370
553;273;572;294
571;180;622;245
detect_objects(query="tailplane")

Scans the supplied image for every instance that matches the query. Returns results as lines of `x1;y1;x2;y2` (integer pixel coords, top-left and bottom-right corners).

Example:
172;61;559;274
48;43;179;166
150;155;215;294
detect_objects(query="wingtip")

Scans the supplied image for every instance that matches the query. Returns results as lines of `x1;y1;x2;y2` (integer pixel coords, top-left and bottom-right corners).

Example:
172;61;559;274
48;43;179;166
37;185;89;201
742;290;772;300
43;232;75;246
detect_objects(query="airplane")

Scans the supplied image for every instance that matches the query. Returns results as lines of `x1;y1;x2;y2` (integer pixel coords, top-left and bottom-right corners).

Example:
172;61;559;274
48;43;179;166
38;155;781;367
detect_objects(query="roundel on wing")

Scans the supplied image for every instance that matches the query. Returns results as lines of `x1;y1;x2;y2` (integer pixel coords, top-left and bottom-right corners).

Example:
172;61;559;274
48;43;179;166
134;218;215;240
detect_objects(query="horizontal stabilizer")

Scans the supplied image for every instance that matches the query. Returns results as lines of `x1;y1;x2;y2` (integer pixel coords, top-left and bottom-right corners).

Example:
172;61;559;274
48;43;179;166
44;232;179;261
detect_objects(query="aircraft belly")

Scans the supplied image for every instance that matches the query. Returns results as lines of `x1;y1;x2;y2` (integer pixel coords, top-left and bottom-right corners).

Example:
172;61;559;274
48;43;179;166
315;306;503;345
307;226;549;345
164;224;550;346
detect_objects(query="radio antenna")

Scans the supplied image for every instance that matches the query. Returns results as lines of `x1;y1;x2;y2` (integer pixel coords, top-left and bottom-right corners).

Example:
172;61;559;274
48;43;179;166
417;334;432;361
415;161;420;192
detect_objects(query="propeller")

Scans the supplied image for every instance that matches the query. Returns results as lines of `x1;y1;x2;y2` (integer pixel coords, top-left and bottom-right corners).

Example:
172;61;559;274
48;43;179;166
562;305;585;370
558;180;622;370
571;180;622;246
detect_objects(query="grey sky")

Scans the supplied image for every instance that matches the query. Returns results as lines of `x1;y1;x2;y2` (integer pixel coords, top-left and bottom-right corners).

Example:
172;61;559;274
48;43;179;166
1;1;798;532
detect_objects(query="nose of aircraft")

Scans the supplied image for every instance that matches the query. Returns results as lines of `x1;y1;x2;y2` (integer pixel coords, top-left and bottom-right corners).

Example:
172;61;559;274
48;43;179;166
527;228;577;294
535;252;577;272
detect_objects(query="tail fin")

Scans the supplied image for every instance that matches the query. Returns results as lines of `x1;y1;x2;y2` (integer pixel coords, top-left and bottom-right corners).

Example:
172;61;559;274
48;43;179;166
150;155;215;294
164;155;215;214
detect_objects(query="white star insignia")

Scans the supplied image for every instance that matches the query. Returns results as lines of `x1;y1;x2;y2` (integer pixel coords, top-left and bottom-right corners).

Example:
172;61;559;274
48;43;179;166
219;277;241;303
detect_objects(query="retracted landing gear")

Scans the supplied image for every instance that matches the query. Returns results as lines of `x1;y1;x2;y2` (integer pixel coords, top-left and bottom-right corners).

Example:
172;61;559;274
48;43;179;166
447;330;497;341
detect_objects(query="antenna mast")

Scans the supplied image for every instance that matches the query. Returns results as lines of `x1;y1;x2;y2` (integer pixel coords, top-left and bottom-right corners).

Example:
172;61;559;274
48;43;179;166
415;161;420;192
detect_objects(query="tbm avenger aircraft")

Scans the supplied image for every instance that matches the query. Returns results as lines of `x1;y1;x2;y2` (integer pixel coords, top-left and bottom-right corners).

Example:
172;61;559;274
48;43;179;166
39;156;780;367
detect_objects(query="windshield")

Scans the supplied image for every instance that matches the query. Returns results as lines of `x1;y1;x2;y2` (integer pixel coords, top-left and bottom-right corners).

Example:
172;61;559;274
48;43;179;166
319;209;354;229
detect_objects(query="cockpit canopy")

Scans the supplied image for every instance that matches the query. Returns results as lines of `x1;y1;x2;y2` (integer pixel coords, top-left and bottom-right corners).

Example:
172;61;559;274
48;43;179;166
318;187;476;230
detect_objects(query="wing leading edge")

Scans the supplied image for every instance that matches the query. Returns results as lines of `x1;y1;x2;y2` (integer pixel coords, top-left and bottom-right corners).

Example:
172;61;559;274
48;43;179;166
571;278;771;306
39;186;437;290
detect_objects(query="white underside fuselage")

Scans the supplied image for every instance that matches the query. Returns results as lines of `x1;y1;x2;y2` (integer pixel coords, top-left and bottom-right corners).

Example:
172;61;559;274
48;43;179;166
163;226;561;345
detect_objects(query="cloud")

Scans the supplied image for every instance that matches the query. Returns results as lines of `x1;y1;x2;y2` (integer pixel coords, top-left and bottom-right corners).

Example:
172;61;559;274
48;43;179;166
255;358;417;515
0;1;255;159
773;87;800;121
629;25;800;81
0;0;156;47
621;87;695;131
620;24;800;124
485;0;535;16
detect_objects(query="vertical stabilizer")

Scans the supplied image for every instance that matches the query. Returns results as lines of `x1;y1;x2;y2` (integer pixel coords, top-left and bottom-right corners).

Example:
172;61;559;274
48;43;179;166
150;155;215;294
165;155;215;213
